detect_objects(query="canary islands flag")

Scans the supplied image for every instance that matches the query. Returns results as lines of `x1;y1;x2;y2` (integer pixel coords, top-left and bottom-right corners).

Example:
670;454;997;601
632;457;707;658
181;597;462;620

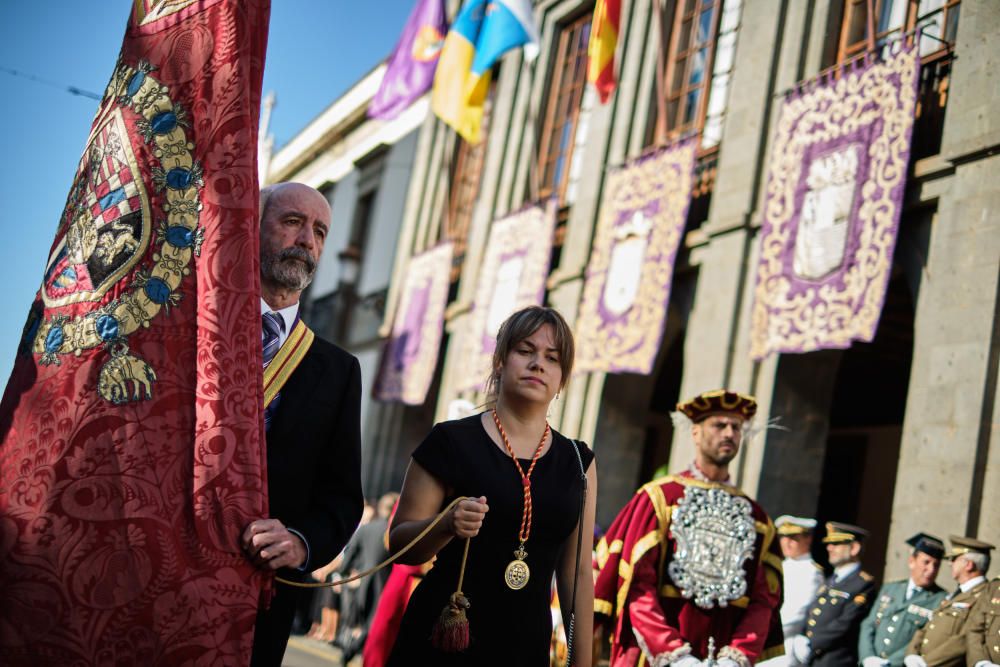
432;0;539;143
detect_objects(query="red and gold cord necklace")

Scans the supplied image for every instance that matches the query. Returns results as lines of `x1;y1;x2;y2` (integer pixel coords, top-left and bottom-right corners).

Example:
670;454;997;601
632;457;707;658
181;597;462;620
492;408;550;590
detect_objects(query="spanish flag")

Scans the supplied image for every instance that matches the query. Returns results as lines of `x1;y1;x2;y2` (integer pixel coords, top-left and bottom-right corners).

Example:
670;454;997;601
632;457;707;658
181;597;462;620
432;0;539;143
587;0;621;103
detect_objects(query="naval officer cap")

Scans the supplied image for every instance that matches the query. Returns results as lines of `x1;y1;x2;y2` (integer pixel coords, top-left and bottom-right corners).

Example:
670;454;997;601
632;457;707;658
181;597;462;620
905;533;945;560
775;515;817;536
944;535;995;560
822;521;869;544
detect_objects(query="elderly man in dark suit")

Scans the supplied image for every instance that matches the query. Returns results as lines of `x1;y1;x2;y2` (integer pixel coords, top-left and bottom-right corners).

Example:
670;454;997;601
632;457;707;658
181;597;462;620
242;182;364;667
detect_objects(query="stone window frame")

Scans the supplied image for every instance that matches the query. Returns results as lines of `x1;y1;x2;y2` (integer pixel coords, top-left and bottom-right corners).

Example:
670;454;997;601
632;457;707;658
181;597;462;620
835;0;961;64
444;80;497;283
657;0;726;143
536;9;594;206
830;0;960;159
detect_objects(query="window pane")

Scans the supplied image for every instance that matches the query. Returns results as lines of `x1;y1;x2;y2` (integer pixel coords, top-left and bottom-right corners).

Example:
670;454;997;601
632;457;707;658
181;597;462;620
944;5;961;42
702;115;723;149
919;14;943;56
684;89;701;124
679;19;693;53
666;98;679;129
672;57;687;92
714;31;736;74
689;48;707;85
705;72;729;117
720;3;741;34
846;0;868;46
697;8;714;45
918;0;946;14
879;0;907;32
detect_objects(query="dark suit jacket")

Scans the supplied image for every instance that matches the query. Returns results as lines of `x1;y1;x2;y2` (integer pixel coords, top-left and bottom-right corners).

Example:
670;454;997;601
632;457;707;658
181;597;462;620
251;335;364;667
806;568;878;667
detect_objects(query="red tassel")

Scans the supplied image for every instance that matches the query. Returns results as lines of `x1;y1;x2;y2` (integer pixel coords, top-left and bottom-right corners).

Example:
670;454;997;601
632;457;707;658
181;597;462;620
430;591;471;652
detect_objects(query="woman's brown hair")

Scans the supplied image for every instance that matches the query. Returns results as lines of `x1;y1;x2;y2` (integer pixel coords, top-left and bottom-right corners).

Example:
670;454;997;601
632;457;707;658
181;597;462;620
483;306;575;404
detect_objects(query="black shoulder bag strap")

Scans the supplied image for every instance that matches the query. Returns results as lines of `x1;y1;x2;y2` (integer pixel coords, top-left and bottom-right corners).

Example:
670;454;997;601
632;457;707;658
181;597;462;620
565;439;589;667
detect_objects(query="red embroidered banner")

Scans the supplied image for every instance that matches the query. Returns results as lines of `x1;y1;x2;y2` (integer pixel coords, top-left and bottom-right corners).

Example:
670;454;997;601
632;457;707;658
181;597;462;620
0;1;271;664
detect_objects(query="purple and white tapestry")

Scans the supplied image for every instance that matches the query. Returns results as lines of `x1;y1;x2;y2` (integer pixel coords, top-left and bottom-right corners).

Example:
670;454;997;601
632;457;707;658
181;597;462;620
456;201;556;392
750;44;920;359
575;140;696;374
373;243;453;405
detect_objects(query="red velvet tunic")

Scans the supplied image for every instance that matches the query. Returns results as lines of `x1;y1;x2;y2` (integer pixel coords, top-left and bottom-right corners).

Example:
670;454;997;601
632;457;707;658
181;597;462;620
594;472;784;667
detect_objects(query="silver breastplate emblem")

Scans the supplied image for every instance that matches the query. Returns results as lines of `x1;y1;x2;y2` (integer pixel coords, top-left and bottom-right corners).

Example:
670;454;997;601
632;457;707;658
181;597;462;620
667;486;756;609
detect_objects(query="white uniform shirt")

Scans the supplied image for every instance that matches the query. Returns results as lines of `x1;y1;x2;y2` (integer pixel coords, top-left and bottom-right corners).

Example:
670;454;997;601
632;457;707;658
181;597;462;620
781;554;825;636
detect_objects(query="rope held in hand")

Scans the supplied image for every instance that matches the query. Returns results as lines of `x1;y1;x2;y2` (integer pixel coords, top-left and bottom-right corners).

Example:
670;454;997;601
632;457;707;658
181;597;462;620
274;495;469;589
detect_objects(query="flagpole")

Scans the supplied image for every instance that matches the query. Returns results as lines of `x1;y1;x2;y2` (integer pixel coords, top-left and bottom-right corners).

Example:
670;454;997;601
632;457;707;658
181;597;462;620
653;0;670;146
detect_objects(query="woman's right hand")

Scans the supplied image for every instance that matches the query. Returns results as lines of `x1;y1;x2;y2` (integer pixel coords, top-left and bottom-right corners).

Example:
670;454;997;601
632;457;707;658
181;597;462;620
448;496;489;538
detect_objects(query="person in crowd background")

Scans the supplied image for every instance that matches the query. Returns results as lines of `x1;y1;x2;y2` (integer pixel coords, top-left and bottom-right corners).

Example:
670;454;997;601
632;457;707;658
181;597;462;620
966;575;1000;667
905;537;994;667
859;533;947;667
759;515;824;667
791;522;876;667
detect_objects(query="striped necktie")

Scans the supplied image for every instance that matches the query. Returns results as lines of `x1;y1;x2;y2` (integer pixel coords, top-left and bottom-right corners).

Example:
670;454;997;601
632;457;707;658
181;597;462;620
262;311;283;368
262;311;284;430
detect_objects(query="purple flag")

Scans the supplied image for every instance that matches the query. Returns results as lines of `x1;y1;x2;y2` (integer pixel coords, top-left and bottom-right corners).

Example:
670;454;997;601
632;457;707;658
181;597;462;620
368;0;447;120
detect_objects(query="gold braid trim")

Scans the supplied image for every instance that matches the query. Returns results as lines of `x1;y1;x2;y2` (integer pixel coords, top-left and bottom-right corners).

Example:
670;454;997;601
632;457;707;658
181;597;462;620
597;537;623;569
263;320;313;407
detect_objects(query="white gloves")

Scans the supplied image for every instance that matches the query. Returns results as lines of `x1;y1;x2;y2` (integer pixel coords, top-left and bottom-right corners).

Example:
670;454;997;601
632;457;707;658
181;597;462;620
716;659;741;667
669;656;702;667
903;655;928;667
791;635;812;664
862;657;889;667
972;662;998;667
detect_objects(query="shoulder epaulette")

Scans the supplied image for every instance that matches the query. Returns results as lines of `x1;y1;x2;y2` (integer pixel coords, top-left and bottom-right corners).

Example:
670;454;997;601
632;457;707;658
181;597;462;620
813;562;824;572
860;571;874;582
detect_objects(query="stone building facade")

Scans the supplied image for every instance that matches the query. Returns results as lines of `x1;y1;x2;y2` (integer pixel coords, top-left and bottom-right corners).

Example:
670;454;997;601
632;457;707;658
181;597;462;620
281;0;998;583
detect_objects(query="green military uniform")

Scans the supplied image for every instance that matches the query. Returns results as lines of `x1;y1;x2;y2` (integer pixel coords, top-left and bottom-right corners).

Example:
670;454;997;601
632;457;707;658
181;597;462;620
967;577;1000;667
859;579;946;666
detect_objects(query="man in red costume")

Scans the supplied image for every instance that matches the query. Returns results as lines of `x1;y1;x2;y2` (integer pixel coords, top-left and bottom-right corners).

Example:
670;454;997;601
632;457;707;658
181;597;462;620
595;390;784;667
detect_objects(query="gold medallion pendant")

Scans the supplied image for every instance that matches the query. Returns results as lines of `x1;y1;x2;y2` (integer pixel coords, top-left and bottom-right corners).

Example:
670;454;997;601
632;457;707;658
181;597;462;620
491;410;549;593
504;544;530;590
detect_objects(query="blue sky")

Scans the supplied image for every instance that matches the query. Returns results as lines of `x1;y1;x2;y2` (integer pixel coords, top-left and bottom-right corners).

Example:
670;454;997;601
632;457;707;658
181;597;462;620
0;1;416;383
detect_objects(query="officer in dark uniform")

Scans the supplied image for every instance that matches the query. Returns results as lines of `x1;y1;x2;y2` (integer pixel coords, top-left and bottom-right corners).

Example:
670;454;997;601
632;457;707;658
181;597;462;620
859;533;947;667
791;522;877;667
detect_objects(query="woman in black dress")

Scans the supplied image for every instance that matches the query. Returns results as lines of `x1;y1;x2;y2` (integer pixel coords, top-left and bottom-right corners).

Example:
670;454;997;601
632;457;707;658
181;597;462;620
386;306;597;667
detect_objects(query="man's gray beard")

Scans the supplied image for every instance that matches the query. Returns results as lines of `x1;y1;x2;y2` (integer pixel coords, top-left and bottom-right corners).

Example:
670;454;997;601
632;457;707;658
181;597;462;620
261;247;317;291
